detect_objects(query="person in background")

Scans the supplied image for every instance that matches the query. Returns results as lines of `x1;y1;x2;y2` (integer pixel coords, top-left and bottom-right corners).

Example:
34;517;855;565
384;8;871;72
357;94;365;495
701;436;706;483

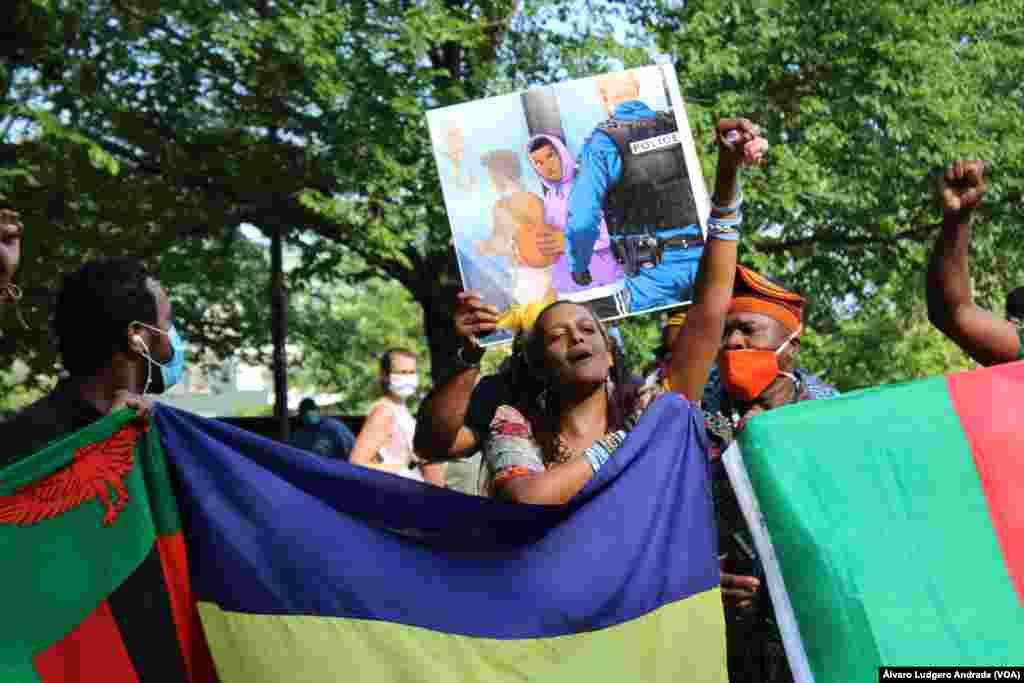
351;349;446;486
289;397;356;461
926;160;1022;365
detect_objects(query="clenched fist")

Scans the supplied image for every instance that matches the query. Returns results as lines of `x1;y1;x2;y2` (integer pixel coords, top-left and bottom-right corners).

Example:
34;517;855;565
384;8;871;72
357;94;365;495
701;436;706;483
941;160;987;215
716;118;768;168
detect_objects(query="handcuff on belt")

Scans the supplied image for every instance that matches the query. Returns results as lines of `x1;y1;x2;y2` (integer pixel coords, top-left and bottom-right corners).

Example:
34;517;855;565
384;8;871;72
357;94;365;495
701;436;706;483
608;234;705;277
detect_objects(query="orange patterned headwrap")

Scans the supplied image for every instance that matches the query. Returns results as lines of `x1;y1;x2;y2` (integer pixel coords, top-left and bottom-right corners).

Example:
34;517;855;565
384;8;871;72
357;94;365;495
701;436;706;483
728;265;806;333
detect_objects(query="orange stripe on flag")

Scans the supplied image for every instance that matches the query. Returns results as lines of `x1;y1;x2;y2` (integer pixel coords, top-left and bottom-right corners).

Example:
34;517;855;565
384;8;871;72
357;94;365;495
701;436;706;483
156;533;219;683
34;600;139;683
947;361;1024;605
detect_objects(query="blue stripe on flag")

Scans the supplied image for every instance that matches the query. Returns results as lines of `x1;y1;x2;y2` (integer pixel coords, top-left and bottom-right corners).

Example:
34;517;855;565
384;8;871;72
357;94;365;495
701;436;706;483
155;393;718;640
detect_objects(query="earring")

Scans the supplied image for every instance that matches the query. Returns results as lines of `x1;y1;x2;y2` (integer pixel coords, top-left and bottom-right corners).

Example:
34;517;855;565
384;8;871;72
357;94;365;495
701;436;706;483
537;387;551;415
131;334;148;354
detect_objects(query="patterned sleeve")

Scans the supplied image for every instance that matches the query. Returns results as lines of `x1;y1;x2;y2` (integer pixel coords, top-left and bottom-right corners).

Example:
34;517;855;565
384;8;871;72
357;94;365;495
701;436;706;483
483;405;546;494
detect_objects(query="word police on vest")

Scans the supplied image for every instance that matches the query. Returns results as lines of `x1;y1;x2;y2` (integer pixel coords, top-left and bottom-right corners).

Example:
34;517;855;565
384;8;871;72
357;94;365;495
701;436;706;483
629;132;681;156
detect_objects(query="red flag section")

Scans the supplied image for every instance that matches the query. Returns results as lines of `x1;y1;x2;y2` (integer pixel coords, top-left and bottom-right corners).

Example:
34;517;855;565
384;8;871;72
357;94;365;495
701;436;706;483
34;601;138;683
947;361;1024;605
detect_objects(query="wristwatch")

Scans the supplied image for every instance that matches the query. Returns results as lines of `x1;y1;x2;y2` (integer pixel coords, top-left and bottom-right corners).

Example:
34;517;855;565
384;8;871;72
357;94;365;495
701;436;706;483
454;343;486;370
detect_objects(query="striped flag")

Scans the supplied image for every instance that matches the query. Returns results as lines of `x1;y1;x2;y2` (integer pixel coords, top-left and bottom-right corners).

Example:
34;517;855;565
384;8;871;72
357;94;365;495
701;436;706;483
729;361;1024;681
155;393;727;682
0;410;216;682
1;393;727;681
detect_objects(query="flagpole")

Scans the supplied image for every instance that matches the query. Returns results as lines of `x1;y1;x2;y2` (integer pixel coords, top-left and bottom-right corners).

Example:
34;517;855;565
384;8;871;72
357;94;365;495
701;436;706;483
721;443;816;683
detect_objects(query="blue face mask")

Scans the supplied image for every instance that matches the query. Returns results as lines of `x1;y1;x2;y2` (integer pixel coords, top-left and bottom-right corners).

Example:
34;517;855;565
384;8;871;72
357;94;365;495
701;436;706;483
302;410;321;426
160;324;187;391
133;321;187;394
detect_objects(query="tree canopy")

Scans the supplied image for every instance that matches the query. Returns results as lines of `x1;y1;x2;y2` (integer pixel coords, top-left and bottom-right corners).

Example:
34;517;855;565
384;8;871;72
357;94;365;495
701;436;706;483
2;0;1022;408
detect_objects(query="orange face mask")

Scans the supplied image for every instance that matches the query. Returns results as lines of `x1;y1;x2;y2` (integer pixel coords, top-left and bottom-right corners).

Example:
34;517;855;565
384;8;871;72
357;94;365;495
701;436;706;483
719;329;800;402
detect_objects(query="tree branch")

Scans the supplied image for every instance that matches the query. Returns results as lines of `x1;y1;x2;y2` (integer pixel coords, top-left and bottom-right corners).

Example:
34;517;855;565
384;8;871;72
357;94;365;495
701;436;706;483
752;222;939;254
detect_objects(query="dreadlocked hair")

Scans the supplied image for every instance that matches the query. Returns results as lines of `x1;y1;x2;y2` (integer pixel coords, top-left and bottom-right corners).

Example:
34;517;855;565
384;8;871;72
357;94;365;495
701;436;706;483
513;300;639;465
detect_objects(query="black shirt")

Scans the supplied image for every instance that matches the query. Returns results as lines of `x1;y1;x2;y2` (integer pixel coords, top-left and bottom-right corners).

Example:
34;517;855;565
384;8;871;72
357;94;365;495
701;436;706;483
0;381;103;469
463;373;515;442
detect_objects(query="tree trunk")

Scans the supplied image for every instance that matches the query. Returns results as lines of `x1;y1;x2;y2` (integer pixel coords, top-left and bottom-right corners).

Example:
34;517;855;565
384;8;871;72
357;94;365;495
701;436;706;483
416;245;465;385
270;223;289;441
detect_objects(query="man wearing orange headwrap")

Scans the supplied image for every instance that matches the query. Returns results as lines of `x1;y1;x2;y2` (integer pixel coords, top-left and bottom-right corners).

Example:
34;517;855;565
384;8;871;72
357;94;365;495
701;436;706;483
716;265;809;407
702;265;838;683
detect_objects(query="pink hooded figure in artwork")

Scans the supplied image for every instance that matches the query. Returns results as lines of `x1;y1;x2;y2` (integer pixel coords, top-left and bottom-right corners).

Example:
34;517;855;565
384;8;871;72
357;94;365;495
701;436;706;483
527;134;623;295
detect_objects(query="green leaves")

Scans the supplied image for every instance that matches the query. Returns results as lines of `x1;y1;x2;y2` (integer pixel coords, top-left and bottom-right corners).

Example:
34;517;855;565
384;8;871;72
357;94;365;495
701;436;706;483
4;0;1021;407
632;0;1024;385
86;145;120;176
290;276;432;413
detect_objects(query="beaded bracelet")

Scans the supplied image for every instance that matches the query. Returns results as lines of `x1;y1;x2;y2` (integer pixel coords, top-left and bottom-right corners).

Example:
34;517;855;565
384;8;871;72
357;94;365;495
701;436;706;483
707;213;743;228
710;191;743;215
708;228;740;242
584;430;627;473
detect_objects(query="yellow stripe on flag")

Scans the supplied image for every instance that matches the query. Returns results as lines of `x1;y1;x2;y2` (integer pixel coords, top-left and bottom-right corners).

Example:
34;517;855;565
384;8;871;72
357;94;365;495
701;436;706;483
198;588;727;683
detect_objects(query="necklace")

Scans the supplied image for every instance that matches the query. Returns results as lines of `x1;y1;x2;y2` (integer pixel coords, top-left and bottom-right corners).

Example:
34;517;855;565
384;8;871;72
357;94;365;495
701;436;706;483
540;431;577;466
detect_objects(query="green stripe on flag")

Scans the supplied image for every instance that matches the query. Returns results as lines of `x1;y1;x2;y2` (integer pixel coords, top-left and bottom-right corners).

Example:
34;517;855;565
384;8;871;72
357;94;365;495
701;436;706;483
0;411;157;668
0;660;42;683
739;377;1024;680
140;423;182;537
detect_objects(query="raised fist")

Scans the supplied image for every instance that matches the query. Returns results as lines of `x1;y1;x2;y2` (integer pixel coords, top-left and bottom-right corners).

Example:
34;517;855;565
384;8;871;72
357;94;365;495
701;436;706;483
942;160;987;214
716;118;768;167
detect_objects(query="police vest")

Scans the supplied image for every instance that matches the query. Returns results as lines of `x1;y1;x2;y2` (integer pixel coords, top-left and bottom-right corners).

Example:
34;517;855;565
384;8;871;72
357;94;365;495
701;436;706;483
596;111;698;235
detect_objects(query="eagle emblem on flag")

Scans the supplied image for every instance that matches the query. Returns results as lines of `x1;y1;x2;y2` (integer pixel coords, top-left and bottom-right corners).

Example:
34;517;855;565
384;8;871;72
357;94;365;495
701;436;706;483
0;422;145;527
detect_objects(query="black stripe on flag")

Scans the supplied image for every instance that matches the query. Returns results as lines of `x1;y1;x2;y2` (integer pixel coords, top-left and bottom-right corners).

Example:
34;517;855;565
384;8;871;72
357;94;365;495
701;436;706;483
107;546;190;682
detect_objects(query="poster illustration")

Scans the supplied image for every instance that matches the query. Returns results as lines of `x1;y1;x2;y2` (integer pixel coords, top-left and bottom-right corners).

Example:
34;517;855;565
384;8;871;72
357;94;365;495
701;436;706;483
427;64;710;344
